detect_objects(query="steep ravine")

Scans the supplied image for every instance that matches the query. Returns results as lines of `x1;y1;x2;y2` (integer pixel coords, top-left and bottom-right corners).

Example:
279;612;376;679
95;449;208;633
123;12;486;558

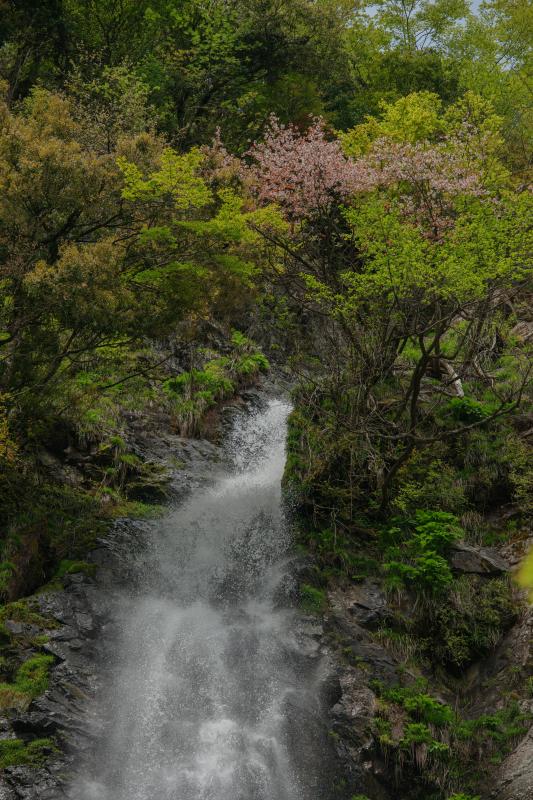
0;391;530;800
0;393;348;800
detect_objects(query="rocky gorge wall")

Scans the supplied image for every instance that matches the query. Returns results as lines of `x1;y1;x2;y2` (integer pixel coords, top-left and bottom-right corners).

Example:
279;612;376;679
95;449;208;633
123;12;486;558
0;388;531;800
320;536;533;800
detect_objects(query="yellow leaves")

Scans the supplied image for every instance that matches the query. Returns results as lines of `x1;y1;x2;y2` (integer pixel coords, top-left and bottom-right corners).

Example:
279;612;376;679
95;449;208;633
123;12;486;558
22;89;80;142
0;396;18;465
517;550;533;603
23;240;134;326
341;92;443;155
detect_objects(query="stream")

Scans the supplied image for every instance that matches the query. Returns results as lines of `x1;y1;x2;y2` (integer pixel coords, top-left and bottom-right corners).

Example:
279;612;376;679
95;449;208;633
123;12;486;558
70;398;338;800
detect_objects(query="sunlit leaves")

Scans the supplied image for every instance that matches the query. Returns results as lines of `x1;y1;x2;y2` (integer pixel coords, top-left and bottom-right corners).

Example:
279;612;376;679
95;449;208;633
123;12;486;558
118;148;211;210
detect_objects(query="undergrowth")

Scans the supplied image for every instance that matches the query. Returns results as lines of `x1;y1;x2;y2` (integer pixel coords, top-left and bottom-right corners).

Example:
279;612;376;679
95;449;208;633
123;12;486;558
371;681;531;797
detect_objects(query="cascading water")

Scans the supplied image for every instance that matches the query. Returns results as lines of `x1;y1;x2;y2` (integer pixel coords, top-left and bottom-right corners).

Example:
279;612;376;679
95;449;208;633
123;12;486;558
71;399;338;800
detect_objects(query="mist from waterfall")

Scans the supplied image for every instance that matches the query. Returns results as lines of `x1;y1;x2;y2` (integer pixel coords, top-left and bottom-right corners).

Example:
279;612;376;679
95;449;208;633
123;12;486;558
71;399;335;800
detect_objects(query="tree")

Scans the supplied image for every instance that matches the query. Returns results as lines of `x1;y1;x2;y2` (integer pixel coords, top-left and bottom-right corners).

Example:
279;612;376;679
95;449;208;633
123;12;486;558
235;93;532;516
449;0;533;178
0;86;262;433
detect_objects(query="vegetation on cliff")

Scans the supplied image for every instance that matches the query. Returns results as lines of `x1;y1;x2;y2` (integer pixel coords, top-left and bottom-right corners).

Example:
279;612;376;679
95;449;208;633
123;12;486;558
0;0;531;792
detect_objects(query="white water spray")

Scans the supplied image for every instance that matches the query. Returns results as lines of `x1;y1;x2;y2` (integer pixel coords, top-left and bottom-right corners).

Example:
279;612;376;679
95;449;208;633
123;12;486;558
71;399;335;800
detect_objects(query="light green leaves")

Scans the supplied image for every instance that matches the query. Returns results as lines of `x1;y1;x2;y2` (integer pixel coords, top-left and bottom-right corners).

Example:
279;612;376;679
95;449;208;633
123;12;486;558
118;148;212;210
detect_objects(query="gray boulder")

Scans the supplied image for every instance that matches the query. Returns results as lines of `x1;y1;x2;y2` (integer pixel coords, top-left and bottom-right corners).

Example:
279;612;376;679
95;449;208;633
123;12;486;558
450;542;508;574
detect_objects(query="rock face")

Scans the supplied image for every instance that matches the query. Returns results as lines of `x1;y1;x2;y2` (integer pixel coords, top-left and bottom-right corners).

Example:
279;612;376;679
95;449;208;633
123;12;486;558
492;725;533;800
346;581;390;630
324;583;398;799
0;564;113;798
450;541;509;574
321;566;532;800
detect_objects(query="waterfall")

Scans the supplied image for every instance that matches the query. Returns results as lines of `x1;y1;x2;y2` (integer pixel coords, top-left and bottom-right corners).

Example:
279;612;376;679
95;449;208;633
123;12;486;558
71;399;337;800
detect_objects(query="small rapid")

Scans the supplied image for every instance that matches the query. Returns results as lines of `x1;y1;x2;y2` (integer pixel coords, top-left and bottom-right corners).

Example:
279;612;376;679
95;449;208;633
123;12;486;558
71;399;337;800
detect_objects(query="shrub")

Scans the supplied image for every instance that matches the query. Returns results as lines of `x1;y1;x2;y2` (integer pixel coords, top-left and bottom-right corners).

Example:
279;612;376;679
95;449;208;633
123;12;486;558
163;333;269;435
393;450;467;515
372;681;530;796
382;511;463;596
426;576;516;669
381;686;454;727
448;396;493;424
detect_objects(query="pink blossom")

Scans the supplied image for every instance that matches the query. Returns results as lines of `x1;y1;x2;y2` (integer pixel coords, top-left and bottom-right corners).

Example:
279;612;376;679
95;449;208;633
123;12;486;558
363;137;484;238
243;116;484;239
244;116;374;218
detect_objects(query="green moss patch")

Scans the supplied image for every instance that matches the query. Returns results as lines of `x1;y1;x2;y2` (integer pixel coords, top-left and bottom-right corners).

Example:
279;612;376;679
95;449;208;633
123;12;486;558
299;583;327;613
0;654;54;711
0;737;56;770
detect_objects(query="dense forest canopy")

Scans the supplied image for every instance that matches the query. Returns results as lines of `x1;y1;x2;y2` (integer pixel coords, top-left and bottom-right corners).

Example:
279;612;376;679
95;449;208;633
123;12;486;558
0;2;531;794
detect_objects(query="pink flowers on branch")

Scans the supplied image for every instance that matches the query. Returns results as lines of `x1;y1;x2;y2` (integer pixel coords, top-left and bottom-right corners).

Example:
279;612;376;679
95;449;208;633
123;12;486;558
241;115;484;238
244;116;373;219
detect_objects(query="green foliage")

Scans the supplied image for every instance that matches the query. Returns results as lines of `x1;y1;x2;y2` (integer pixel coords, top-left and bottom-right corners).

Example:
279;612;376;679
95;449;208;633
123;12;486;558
118;148;212;210
426;576;516;669
447;795;480;800
163;334;269;435
448;397;494;423
393;449;467;515
373;681;531;796
382;685;454;727
453;702;531;759
341;91;444;155
382;511;463;595
14;655;54;697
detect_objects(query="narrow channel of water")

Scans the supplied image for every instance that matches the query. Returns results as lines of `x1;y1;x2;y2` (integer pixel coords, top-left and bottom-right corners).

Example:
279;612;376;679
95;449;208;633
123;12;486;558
71;399;337;800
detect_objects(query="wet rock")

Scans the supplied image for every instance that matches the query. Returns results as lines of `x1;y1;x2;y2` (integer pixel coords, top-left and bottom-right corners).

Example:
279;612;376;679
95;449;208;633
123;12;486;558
72;614;95;638
450;542;508;574
126;477;170;503
321;671;343;707
282;692;349;799
330;674;393;800
2;622;41;639
0;783;17;799
49;627;78;643
61;574;86;588
9;711;59;737
347;581;389;629
3;764;65;799
490;724;533;800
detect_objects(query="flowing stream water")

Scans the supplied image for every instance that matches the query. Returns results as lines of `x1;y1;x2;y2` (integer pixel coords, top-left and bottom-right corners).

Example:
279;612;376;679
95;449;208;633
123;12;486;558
71;398;338;800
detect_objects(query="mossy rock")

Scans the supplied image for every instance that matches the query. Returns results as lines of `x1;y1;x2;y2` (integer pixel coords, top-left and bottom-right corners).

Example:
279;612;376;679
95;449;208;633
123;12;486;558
300;583;327;613
0;653;54;710
0;600;59;630
54;560;96;579
0;686;31;712
0;737;56;769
